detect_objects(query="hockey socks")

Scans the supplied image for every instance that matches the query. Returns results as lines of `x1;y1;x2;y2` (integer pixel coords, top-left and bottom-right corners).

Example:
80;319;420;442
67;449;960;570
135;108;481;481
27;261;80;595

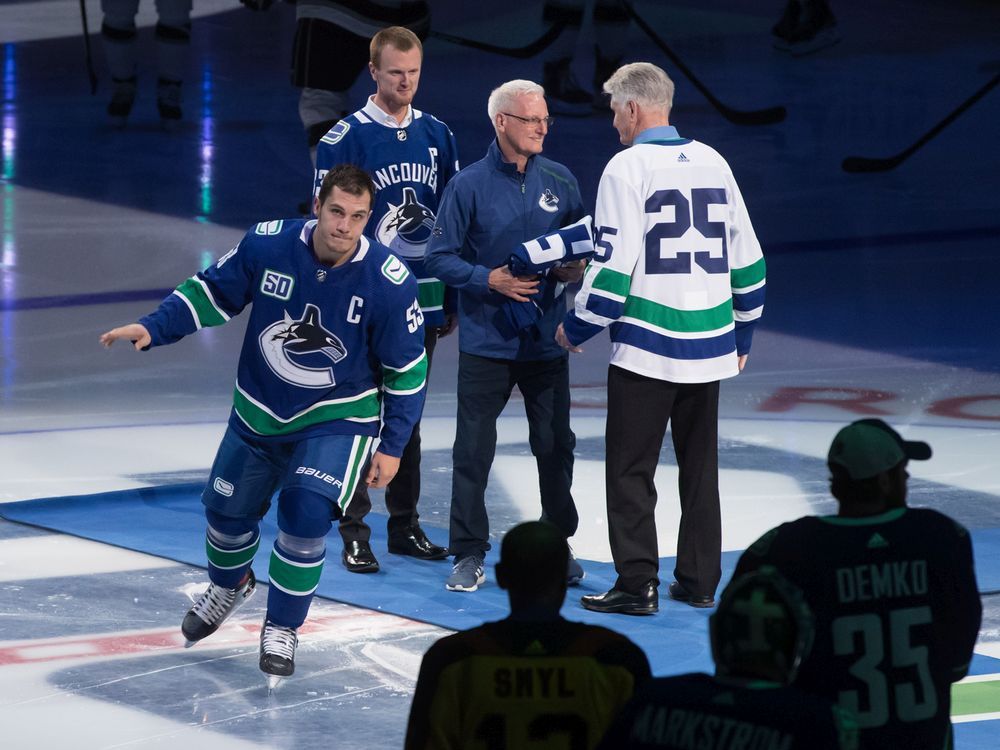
266;536;325;629
204;514;260;588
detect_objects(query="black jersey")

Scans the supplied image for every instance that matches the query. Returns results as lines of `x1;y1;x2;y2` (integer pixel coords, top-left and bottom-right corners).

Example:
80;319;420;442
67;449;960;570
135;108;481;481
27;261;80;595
733;508;981;749
596;672;857;749
405;617;651;750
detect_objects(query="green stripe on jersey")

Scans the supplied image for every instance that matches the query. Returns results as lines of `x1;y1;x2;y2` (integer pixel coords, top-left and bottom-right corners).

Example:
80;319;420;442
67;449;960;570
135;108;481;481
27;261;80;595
383;352;427;393
591;267;631;297
206;535;260;570
269;550;324;595
233;387;380;436
417;278;445;311
624;296;734;333
731;257;766;289
176;277;227;327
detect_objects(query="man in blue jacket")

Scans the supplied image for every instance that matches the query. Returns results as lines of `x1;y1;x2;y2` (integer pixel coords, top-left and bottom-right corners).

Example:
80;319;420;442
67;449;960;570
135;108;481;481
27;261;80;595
425;80;586;592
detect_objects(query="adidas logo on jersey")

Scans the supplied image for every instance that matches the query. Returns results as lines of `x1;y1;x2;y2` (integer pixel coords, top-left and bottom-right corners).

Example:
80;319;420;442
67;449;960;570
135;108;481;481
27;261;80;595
677;153;689;163
867;532;889;549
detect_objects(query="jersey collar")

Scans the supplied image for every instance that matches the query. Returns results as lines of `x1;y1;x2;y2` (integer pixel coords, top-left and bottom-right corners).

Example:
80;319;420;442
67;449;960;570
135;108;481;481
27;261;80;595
363;96;414;128
633;125;684;144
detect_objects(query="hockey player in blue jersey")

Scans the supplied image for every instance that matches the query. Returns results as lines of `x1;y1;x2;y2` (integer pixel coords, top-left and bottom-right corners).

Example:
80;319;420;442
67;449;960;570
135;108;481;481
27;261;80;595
100;164;428;686
314;25;459;573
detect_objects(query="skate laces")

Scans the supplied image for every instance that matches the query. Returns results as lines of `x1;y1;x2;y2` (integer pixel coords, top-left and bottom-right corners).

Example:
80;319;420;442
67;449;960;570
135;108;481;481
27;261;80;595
261;621;298;659
191;583;236;625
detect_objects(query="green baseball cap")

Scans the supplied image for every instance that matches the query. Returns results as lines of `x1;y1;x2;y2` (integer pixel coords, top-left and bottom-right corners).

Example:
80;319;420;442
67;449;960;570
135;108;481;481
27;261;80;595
827;419;932;480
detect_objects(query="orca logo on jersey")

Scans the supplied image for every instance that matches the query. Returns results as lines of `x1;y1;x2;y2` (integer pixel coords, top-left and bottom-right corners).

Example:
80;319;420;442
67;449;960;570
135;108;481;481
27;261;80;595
376;186;436;255
259;303;348;388
538;189;560;213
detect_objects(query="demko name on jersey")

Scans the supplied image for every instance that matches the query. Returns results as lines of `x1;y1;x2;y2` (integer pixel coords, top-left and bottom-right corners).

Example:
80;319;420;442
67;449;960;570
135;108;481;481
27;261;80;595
835;559;928;604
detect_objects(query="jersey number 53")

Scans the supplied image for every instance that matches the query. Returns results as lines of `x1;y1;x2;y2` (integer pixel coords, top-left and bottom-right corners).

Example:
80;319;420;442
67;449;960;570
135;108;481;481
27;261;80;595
406;299;424;333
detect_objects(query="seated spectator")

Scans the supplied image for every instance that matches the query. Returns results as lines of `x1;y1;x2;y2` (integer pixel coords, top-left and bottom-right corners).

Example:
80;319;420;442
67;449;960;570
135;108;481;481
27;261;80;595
405;520;651;749
597;568;858;749
733;419;981;749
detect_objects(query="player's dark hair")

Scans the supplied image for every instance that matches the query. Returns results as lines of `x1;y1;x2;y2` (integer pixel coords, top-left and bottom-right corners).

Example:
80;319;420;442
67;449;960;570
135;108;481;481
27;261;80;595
828;462;887;507
497;521;568;595
318;164;375;209
710;567;814;684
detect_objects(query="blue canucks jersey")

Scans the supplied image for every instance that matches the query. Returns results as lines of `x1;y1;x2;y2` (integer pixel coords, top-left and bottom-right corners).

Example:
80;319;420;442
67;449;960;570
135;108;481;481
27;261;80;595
315;103;459;327
139;219;428;456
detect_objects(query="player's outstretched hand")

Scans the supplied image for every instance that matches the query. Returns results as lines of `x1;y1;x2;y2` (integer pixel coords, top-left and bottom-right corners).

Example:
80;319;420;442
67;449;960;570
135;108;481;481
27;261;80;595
366;450;401;489
100;323;151;351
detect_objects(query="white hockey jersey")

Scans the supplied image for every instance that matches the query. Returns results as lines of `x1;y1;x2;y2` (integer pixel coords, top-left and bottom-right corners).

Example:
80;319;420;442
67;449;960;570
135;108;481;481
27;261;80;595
563;127;765;383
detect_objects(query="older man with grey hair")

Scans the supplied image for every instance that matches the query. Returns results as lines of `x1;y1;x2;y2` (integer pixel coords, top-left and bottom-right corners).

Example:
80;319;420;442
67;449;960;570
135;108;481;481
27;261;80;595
426;79;586;593
558;62;767;615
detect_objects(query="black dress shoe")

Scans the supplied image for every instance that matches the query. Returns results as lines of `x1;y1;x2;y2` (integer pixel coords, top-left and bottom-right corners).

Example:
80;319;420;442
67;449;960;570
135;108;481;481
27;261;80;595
342;540;379;573
668;581;715;608
387;525;449;560
580;581;658;615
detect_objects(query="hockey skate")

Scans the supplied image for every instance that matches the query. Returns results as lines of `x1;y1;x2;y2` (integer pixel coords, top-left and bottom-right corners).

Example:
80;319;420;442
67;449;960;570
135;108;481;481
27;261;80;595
181;569;256;647
260;618;298;691
156;77;183;129
107;76;137;128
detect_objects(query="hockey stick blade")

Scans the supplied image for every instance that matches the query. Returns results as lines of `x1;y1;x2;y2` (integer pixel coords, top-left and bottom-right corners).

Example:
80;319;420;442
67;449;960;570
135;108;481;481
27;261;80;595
430;20;566;60
620;0;786;126
843;72;999;173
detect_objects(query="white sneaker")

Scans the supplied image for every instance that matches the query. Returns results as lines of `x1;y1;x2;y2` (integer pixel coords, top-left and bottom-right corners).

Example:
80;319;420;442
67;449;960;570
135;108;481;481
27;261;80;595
445;554;485;592
567;547;585;586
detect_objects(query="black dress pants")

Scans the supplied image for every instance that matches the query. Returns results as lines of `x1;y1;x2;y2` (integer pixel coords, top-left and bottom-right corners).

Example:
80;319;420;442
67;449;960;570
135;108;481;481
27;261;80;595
606;365;721;597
